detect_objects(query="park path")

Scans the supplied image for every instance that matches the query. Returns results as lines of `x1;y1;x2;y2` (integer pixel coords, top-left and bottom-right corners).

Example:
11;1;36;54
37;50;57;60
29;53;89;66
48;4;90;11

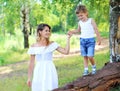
0;38;109;79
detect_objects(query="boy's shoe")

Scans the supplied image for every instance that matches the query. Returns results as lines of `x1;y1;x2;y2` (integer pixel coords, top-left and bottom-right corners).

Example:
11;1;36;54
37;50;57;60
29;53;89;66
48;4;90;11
92;66;96;75
83;70;89;76
92;69;96;74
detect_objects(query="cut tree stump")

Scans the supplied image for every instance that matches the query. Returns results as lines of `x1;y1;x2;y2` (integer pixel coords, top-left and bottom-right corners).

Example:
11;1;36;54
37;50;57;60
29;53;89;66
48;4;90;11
53;62;120;91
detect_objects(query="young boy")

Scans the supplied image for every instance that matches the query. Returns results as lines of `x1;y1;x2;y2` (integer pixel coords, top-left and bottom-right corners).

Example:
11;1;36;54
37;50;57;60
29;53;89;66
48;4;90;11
68;4;101;76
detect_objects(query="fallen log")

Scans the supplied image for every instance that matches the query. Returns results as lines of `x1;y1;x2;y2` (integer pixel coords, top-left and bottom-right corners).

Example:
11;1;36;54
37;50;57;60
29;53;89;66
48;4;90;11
53;62;120;91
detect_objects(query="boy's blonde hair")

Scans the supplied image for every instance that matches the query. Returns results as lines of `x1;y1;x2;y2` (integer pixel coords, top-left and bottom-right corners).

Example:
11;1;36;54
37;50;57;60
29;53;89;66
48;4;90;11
75;4;88;15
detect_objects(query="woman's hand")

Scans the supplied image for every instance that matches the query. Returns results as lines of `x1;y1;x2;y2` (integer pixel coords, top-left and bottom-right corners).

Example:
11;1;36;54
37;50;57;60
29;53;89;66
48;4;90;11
27;79;31;87
67;31;73;37
67;33;71;39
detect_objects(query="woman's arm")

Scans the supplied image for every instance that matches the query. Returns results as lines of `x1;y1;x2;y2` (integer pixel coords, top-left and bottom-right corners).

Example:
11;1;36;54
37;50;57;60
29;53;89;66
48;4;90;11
56;35;71;55
27;55;35;87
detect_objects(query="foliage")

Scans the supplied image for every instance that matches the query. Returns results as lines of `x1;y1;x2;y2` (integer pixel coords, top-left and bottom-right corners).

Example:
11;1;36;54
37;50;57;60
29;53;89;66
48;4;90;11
0;0;110;48
0;56;5;65
82;0;109;32
0;0;109;35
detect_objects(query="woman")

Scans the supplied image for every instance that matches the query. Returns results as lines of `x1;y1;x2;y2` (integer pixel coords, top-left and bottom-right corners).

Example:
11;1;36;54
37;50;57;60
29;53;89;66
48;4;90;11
27;23;71;91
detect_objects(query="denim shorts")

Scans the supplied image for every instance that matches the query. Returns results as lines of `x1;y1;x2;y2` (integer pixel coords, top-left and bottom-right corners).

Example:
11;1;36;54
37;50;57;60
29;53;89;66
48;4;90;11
80;38;96;57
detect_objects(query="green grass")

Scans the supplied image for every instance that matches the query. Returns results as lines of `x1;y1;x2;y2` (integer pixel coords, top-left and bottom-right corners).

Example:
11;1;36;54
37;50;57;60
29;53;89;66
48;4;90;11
0;49;119;91
0;49;110;91
0;31;108;66
110;86;120;91
1;32;119;90
0;33;80;66
0;76;30;91
100;31;109;38
0;49;28;66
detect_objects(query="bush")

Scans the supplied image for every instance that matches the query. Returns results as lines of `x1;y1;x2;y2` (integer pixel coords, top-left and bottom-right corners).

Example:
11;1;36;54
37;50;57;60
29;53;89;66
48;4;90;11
0;56;5;65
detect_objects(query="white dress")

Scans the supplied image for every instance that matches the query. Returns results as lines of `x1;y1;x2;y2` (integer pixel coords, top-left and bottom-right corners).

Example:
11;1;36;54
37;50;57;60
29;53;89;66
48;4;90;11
27;42;59;91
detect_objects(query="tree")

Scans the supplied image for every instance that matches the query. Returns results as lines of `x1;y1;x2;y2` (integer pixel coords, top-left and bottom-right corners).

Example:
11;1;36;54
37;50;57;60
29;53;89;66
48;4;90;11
50;0;80;32
109;0;120;62
0;0;110;49
20;1;30;48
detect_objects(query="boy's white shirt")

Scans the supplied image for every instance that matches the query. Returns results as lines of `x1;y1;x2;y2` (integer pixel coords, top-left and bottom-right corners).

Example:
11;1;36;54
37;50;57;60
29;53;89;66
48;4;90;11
79;18;95;38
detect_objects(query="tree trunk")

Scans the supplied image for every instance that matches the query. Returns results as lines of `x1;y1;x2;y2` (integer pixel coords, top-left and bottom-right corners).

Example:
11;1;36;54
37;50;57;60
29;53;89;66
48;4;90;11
21;4;29;48
109;0;120;62
53;62;120;91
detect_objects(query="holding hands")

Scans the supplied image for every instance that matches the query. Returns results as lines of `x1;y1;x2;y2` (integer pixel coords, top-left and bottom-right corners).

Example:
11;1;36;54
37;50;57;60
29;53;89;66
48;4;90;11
67;32;72;39
67;30;73;38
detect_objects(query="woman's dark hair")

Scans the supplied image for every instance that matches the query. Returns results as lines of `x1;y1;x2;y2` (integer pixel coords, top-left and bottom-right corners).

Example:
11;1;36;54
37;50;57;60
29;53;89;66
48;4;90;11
36;23;51;45
37;23;51;33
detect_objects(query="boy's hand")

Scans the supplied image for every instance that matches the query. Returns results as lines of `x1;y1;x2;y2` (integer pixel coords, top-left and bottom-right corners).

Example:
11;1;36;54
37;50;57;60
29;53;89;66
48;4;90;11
97;41;101;45
67;31;73;37
97;39;101;45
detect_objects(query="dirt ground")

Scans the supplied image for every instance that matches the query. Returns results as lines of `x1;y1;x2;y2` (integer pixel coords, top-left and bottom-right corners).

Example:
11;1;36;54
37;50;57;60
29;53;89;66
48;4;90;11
0;38;109;79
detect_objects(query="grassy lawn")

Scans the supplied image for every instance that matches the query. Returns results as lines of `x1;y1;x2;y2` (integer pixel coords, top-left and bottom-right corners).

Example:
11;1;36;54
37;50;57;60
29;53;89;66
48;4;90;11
0;32;119;91
0;49;119;91
0;49;111;91
0;33;80;66
0;31;108;66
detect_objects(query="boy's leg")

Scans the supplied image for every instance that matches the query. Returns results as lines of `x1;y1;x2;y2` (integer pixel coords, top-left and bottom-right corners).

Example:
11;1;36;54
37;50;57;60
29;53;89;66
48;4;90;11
87;38;96;74
84;56;89;67
83;56;89;76
89;57;95;65
80;38;90;76
89;57;96;74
